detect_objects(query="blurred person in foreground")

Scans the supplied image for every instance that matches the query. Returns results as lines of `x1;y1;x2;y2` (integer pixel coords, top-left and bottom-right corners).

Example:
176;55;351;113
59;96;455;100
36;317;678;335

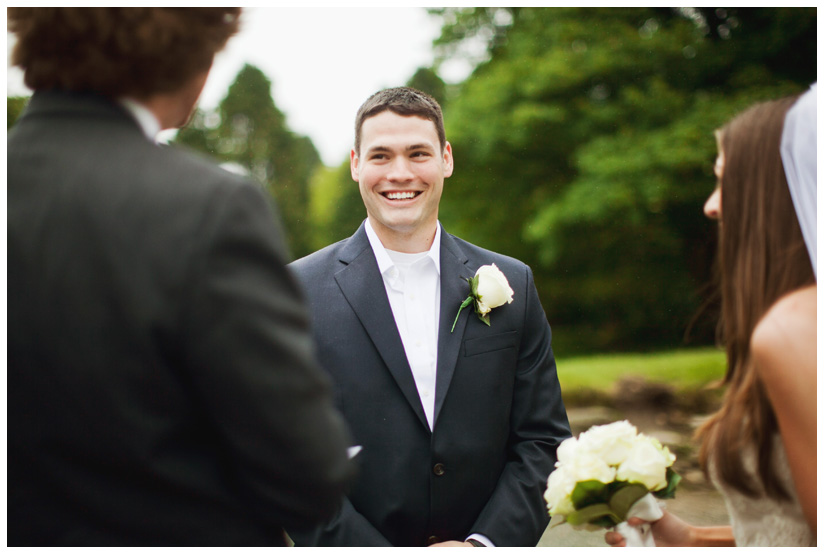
606;87;816;547
7;7;353;546
287;87;571;547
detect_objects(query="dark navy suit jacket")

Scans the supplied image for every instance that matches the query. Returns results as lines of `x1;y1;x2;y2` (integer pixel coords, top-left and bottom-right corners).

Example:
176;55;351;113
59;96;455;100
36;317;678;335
289;222;571;546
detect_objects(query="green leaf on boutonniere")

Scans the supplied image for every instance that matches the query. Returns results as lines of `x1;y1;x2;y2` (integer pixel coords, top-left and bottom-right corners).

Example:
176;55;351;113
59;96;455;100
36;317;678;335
451;295;474;333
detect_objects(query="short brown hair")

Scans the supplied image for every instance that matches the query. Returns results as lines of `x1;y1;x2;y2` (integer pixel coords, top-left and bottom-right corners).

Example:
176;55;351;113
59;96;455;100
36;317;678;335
354;87;446;155
8;7;241;99
697;94;814;501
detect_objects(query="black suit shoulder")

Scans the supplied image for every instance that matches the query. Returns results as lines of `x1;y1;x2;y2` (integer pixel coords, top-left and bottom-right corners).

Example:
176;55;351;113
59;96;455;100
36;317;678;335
289;232;363;281
9;89;261;205
448;233;528;269
291;235;350;269
444;233;535;296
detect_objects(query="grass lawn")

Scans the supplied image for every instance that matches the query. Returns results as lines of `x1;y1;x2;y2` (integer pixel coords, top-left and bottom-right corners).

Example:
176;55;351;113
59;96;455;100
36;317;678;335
557;346;727;393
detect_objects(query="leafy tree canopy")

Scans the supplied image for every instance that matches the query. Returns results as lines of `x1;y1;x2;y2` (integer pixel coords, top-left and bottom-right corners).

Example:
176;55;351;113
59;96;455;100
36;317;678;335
428;7;815;353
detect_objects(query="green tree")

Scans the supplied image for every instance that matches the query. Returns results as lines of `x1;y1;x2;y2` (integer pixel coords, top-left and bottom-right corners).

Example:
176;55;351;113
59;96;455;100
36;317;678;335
430;7;815;353
175;64;321;259
406;67;448;107
308;160;365;250
8;96;29;129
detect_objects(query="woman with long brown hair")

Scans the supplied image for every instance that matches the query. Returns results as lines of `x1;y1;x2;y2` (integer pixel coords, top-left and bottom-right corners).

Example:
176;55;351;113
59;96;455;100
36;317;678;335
606;88;816;547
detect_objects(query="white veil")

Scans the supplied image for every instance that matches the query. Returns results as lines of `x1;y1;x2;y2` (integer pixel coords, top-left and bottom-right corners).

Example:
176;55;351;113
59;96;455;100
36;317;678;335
780;83;817;277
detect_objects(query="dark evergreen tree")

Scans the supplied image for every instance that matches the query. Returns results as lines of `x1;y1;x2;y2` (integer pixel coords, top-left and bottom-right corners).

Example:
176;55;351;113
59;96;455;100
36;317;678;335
175;64;321;259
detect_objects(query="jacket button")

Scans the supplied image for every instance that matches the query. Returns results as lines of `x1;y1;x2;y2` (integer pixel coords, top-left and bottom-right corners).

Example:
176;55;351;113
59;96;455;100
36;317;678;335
428;536;440;545
433;463;446;476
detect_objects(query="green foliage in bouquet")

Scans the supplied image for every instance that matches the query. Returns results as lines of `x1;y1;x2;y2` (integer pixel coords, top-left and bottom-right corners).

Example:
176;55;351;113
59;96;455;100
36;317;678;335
565;468;681;528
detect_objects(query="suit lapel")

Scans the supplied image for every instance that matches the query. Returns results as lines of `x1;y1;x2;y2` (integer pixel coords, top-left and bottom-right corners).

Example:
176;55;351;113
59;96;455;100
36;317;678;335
334;224;430;430
434;232;474;426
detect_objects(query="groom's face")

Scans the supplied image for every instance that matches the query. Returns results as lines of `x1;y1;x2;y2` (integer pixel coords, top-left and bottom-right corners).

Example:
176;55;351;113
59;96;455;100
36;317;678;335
351;110;453;246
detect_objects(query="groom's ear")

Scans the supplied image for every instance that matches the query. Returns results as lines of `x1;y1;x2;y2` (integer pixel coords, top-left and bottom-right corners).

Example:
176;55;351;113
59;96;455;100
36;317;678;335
350;148;360;182
442;141;454;178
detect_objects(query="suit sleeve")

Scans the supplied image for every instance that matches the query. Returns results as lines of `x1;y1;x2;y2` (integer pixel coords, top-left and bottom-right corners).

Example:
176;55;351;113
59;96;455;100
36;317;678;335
288;496;393;546
469;266;571;546
180;182;354;528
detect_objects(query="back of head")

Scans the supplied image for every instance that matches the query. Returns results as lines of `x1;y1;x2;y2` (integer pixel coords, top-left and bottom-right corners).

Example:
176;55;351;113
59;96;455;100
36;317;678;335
7;7;241;99
354;86;445;154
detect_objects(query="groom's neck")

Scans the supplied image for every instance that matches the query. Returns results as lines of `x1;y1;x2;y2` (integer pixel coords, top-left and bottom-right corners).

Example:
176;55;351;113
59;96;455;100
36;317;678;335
370;218;438;254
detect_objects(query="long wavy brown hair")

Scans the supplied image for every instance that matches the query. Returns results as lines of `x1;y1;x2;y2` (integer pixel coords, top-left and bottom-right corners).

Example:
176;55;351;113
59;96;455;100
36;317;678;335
696;94;814;500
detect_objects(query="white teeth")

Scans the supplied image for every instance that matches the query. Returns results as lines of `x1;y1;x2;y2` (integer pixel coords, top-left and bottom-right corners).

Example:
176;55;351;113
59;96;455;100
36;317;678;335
386;191;417;200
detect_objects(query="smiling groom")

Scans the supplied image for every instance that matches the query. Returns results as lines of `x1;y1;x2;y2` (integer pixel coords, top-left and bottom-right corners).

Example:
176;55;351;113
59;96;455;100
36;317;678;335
288;87;571;547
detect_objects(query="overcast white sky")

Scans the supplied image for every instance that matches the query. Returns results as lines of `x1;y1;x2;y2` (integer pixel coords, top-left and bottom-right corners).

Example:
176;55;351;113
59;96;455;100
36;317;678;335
7;7;474;167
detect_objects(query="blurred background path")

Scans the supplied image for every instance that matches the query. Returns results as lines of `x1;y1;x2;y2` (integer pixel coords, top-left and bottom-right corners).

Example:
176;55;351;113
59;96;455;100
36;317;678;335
539;375;730;547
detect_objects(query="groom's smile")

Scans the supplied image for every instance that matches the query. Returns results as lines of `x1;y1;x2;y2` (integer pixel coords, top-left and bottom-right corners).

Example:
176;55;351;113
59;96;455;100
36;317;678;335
383;190;421;201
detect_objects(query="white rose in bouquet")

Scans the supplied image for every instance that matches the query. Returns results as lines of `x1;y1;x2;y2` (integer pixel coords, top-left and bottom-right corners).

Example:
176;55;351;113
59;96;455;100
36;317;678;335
544;467;576;516
566;452;617;485
577;420;639;466
554;436;579;465
616;435;676;491
649;435;677;466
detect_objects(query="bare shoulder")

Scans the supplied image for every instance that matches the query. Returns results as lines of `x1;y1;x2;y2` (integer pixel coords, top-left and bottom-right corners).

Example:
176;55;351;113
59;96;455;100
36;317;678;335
750;285;816;379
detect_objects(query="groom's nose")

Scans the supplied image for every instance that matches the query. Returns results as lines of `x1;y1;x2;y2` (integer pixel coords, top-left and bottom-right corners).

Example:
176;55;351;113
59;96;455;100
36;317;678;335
387;157;415;182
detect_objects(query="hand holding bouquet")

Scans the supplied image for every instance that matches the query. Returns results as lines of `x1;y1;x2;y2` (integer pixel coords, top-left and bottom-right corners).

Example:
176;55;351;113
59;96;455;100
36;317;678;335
544;421;680;546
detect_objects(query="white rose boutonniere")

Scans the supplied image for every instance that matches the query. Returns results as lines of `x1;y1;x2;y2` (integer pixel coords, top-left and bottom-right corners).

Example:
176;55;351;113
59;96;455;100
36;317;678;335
451;263;514;332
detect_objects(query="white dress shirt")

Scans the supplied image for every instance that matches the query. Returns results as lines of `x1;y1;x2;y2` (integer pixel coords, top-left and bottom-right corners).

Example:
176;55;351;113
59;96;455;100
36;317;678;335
365;220;494;547
365;219;441;430
118;98;161;141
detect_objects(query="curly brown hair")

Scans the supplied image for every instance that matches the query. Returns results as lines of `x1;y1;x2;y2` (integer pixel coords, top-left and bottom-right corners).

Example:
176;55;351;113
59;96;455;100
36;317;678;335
8;7;241;99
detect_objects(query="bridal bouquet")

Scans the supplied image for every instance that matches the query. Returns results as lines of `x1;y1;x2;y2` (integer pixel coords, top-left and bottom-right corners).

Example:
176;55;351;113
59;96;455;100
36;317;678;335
544;421;680;546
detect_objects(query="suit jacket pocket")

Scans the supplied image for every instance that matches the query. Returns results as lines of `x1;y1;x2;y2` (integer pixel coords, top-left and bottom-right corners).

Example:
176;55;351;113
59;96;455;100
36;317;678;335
463;330;518;357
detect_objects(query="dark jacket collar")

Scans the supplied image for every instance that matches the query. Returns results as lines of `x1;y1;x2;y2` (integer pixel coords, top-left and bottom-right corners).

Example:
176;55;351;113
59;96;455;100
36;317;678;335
21;90;140;132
